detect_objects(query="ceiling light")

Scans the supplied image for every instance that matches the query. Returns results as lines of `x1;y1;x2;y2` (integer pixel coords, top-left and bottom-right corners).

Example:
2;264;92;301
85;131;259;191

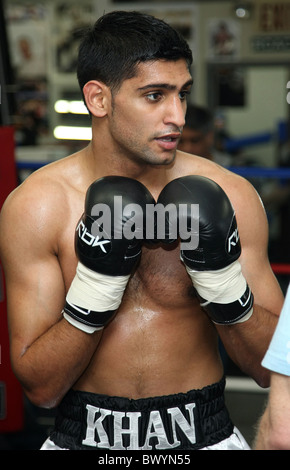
54;100;88;115
53;126;92;140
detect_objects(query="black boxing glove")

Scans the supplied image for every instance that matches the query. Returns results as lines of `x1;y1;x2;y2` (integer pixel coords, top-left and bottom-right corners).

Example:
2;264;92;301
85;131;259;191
63;176;155;333
157;175;253;325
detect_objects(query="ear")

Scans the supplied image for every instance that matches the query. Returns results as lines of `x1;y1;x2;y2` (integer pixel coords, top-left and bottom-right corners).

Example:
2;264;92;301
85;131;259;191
82;80;111;117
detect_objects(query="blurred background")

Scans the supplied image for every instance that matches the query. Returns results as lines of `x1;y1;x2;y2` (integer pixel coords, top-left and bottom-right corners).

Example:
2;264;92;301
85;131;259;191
0;0;289;449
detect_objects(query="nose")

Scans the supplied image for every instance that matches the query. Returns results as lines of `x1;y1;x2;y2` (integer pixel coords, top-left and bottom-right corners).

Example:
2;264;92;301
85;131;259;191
164;96;186;129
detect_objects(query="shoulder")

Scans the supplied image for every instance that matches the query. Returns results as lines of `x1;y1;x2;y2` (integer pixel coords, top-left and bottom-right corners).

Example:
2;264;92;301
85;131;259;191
2;160;68;221
208;165;266;235
0;155;85;255
175;151;264;217
2;151;86;212
174;152;267;244
208;164;262;217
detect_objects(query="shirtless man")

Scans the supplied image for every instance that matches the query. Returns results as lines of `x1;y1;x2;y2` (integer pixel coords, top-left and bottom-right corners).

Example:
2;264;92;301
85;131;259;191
0;11;284;450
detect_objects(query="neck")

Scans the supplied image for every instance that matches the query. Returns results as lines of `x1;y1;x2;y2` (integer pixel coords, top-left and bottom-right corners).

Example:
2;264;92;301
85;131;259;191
85;140;172;199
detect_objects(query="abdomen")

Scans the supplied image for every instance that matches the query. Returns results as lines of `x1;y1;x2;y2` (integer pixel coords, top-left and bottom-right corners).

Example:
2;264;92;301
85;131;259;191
74;245;223;397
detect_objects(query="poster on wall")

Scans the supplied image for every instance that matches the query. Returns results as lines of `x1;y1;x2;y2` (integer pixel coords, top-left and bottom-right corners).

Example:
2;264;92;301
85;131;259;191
6;3;49;146
207;19;240;60
6;3;48;80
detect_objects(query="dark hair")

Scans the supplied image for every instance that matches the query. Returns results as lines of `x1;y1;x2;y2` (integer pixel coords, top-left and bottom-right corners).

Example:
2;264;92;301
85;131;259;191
185;105;214;135
77;10;193;96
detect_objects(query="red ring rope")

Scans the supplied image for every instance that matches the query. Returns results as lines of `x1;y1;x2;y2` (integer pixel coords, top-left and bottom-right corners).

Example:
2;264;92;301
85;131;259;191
271;263;290;275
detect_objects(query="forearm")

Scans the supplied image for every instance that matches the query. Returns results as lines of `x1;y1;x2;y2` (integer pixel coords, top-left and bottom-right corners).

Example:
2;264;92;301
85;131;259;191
217;304;278;387
254;373;290;449
13;317;102;408
254;398;287;450
253;407;270;450
254;413;290;450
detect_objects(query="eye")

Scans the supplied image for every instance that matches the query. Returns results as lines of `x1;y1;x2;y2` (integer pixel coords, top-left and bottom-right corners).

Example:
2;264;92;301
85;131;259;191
145;92;162;102
179;90;191;101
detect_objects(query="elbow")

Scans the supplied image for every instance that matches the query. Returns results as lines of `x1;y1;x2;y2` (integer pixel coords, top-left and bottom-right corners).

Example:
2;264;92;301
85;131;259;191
12;361;63;409
24;386;61;409
24;388;60;409
244;363;271;388
12;378;58;409
255;368;271;389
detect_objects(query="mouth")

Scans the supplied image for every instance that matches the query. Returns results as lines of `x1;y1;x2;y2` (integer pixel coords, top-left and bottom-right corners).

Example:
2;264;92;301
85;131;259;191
155;133;181;150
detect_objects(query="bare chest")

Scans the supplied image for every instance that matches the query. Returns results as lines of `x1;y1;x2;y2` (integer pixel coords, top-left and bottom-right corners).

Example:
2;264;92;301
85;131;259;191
125;242;197;308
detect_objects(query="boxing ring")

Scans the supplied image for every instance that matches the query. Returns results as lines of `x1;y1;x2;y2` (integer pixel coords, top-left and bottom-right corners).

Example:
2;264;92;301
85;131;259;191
227;166;290;278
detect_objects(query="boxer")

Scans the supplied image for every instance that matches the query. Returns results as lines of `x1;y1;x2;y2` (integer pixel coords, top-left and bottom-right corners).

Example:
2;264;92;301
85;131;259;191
0;11;283;450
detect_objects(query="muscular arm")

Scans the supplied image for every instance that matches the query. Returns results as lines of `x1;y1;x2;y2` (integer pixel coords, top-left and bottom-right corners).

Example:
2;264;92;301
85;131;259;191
215;175;284;387
0;180;101;408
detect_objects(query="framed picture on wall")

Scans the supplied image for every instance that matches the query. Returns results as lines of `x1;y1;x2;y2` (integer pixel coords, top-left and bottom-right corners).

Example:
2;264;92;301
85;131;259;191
6;3;48;80
207;18;240;60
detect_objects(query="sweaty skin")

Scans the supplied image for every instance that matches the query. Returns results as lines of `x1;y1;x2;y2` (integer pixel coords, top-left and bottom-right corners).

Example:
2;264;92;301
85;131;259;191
0;59;283;408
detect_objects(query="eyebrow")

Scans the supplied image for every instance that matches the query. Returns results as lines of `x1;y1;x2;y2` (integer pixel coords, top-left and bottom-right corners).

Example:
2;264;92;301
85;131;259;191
137;78;193;92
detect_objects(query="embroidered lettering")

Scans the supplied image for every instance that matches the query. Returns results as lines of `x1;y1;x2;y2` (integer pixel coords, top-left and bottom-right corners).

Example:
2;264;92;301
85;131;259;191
111;411;141;450
142;410;178;450
168;403;196;445
82;405;111;447
82;402;197;450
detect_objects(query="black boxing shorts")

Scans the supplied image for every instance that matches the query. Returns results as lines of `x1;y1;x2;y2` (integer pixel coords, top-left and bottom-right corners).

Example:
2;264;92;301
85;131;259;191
41;377;249;450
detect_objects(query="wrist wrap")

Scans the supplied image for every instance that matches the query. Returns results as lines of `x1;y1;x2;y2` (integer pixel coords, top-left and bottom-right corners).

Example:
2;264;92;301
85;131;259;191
63;262;130;333
185;260;254;325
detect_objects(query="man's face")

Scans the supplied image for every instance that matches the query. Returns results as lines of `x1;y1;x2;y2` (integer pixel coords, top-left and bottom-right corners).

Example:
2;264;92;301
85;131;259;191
108;59;193;166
